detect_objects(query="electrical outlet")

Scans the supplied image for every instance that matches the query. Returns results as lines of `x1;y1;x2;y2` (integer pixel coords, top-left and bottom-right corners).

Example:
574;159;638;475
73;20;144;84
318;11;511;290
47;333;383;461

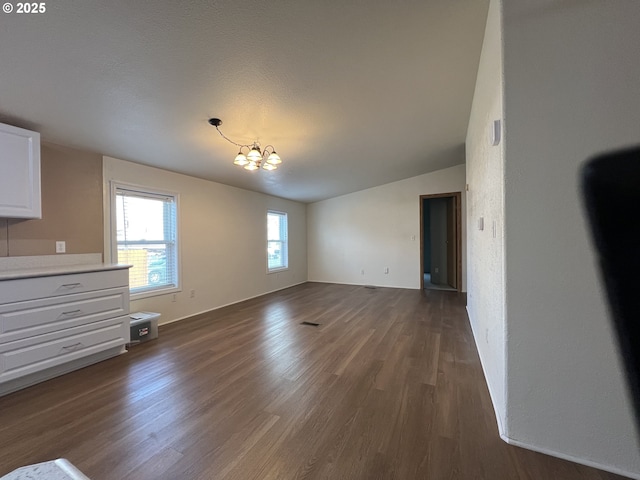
55;241;66;253
172;293;177;303
384;267;389;274
190;289;195;298
434;267;439;274
361;269;365;275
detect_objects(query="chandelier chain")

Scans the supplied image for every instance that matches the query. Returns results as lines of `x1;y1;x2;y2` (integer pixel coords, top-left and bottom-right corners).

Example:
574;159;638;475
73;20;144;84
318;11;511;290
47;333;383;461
214;125;256;149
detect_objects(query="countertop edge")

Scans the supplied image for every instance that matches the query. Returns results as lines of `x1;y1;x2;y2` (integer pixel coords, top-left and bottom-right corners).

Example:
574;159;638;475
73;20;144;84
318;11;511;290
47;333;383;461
0;263;132;281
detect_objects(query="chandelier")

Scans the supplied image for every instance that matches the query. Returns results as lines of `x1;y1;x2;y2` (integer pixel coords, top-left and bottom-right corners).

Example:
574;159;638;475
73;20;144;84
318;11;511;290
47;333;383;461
208;118;282;171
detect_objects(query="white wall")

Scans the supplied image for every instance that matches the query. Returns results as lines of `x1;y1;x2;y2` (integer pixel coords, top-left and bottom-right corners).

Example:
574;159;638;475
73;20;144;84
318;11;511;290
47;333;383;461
103;156;307;324
502;1;640;477
308;164;466;290
465;0;506;433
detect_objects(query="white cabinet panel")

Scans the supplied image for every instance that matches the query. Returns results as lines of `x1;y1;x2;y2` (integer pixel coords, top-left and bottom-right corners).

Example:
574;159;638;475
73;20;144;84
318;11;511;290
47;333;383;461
0;268;129;304
0;287;128;343
0;122;41;219
0;266;130;394
0;317;128;382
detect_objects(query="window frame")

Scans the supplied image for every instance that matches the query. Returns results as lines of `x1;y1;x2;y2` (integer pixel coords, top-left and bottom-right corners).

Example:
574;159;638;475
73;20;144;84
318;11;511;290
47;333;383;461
110;181;180;299
267;210;289;273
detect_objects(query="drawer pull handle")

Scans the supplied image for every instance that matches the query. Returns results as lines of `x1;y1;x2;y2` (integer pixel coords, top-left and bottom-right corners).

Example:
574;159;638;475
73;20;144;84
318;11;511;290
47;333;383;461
59;309;83;318
60;283;83;289
60;342;84;353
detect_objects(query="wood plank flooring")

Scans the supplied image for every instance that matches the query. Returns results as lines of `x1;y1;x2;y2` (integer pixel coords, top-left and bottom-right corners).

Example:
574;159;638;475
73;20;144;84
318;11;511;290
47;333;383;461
0;283;630;479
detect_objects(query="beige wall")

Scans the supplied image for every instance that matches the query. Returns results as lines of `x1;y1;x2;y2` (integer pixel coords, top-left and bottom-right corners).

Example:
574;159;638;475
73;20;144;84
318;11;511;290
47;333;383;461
102;156;307;325
308;164;466;290
1;142;103;257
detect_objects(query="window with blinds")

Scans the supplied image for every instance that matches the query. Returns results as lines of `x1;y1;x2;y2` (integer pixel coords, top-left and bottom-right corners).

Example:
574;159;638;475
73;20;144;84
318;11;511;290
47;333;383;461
267;210;288;272
112;184;179;296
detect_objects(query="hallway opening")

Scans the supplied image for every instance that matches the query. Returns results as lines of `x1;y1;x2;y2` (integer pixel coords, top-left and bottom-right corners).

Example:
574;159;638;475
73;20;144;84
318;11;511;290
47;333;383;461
420;192;461;291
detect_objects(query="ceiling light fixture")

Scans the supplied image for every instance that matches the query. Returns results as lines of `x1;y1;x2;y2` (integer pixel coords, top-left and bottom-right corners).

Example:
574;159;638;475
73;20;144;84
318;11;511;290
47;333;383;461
208;118;282;171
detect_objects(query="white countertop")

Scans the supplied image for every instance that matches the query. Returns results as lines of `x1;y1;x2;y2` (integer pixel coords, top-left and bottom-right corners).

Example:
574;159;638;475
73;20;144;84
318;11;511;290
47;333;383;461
0;253;130;281
0;262;131;281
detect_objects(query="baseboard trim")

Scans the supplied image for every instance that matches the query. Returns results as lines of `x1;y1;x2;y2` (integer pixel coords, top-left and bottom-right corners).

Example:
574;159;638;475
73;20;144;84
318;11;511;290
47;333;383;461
306;279;421;290
501;435;640;480
466;305;506;436
159;281;308;327
466;307;640;479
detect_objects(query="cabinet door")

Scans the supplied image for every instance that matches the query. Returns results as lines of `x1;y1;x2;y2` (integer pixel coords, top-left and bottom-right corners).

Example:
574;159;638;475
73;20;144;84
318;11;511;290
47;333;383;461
0;268;130;304
0;122;41;219
0;316;129;382
0;286;129;344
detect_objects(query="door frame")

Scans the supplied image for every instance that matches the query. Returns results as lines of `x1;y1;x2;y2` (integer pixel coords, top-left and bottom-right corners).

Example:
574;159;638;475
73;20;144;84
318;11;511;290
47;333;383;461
419;192;462;291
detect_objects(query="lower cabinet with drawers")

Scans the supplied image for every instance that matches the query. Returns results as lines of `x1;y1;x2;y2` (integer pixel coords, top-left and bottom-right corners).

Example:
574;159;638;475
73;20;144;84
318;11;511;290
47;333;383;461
0;266;130;396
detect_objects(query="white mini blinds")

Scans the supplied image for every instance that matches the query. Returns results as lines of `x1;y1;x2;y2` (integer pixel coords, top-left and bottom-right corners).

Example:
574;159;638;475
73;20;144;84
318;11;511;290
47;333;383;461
267;210;288;272
113;184;179;296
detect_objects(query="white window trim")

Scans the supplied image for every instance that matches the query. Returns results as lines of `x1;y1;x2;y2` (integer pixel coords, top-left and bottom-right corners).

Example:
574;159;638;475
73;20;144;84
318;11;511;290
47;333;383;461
267;209;289;274
109;181;181;300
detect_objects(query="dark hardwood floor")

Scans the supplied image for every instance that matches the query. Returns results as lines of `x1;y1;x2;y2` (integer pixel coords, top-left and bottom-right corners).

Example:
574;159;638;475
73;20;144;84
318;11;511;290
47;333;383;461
0;283;629;479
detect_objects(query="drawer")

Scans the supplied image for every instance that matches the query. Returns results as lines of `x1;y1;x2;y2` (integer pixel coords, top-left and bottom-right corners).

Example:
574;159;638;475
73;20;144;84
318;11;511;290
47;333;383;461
0;316;129;382
0;269;129;304
0;287;129;344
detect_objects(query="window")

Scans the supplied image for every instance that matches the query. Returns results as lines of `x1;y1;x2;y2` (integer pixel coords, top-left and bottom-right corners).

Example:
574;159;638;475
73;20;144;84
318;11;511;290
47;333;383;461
112;183;179;297
267;210;288;272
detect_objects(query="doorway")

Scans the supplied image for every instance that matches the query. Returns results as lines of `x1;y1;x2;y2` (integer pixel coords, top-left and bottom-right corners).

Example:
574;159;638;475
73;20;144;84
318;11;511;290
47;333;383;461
420;192;461;291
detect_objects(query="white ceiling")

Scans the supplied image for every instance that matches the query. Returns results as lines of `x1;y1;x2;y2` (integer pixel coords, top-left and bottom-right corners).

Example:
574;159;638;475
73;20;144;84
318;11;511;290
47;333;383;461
0;0;489;203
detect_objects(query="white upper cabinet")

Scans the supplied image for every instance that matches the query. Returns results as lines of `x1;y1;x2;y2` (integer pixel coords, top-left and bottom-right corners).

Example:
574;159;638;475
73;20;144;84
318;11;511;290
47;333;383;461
0;122;41;219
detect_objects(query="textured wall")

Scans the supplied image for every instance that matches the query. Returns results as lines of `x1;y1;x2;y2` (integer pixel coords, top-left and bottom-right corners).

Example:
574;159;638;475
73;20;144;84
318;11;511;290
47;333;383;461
465;0;506;434
2;142;103;257
307;164;466;290
502;1;640;476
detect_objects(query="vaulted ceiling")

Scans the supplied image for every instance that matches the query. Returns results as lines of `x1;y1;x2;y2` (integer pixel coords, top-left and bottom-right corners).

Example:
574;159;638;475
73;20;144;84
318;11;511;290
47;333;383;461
0;0;489;203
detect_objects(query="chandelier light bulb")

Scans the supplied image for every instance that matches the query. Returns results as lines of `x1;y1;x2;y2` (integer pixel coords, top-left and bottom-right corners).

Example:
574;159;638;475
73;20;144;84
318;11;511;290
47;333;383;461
263;163;277;171
234;152;249;166
244;161;259;171
267;151;282;165
247;147;262;163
